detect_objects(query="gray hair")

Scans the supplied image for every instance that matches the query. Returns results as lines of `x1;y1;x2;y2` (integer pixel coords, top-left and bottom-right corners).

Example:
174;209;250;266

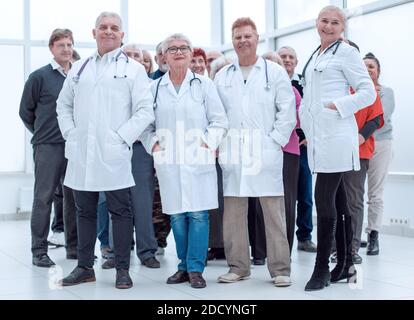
277;46;297;58
161;33;193;55
262;51;282;65
122;43;142;52
95;11;123;30
210;56;232;80
318;5;346;24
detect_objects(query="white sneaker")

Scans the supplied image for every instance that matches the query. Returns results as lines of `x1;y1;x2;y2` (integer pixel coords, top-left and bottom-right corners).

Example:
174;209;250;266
48;232;65;246
155;247;165;255
273;275;292;287
217;272;249;283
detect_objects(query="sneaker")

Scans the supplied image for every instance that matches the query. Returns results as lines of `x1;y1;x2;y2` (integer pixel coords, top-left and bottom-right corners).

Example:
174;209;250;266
48;232;65;247
155;247;165;255
59;266;95;286
273;275;292;287
217;272;249;283
297;240;317;252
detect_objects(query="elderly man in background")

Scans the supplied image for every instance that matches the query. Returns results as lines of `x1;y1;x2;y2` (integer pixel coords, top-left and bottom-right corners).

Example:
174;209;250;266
149;42;168;80
206;50;223;78
56;12;154;289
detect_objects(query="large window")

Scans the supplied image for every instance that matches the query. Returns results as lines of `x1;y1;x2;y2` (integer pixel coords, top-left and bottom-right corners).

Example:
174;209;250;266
347;2;414;173
347;0;378;9
223;0;266;43
0;1;23;39
276;0;330;28
30;0;120;42
129;0;211;47
0;46;25;172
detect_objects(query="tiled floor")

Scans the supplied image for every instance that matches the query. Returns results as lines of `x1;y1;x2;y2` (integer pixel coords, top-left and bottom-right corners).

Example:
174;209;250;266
1;219;414;300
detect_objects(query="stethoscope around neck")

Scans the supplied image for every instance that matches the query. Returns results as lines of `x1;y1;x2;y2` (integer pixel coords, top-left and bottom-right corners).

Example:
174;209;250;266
225;56;271;90
153;71;202;109
300;39;341;87
72;50;129;83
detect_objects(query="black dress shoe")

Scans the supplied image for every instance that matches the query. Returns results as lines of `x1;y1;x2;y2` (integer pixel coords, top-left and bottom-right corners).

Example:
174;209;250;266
297;240;317;252
60;266;95;286
367;231;379;255
167;270;189;284
352;253;363;264
360;240;368;248
142;257;160;268
189;272;206;288
102;258;115;269
66;251;77;260
116;269;133;289
32;254;55;268
251;258;265;265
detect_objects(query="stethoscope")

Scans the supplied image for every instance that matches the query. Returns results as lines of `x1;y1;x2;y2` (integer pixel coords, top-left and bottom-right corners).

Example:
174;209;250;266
72;50;129;83
225;57;271;90
153;71;202;109
300;40;341;87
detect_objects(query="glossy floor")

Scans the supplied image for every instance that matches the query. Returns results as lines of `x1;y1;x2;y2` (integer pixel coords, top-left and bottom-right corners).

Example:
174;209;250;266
1;220;414;300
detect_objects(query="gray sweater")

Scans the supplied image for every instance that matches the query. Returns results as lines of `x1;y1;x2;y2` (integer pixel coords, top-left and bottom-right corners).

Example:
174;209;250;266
19;64;66;145
374;85;395;141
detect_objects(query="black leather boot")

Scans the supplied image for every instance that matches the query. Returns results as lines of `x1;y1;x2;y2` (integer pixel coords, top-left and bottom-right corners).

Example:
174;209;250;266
305;217;334;291
331;213;356;283
367;230;379;255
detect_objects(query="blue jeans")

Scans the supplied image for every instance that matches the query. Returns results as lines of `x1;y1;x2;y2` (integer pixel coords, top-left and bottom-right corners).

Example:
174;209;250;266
296;146;314;241
170;211;209;273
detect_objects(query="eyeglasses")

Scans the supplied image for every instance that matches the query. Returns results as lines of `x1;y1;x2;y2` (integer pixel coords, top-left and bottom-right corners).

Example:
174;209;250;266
167;46;191;54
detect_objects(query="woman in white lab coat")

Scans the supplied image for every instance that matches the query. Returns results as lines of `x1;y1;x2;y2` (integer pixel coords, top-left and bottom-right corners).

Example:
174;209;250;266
141;33;228;289
299;6;376;291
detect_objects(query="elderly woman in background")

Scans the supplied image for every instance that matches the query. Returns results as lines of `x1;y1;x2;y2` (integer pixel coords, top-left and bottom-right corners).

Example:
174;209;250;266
299;5;376;291
142;50;154;76
141;33;228;289
190;47;207;76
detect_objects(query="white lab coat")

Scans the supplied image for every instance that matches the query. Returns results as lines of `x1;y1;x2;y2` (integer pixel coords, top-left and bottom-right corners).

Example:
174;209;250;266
299;42;376;173
57;48;155;191
214;57;296;197
140;70;228;214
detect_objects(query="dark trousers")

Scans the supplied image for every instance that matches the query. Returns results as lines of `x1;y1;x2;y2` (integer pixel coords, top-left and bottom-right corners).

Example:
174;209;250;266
153;176;171;248
343;159;369;253
63;185;77;253
74;188;133;270
248;152;299;257
130;142;158;262
208;161;224;249
31;144;76;256
314;172;351;270
296;145;314;241
51;184;64;233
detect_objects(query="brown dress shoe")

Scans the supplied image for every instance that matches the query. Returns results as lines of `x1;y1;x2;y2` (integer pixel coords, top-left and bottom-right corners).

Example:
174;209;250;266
166;270;189;284
189;272;206;288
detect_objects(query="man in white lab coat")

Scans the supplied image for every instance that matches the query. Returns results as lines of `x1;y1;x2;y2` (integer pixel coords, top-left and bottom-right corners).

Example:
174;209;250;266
56;12;154;289
215;18;296;287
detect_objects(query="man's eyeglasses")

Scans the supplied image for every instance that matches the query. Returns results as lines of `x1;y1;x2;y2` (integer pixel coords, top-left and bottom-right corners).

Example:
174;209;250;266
167;46;191;54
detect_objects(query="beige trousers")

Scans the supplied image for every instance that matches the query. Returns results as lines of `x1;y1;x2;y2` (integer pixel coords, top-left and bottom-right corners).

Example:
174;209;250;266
223;196;291;278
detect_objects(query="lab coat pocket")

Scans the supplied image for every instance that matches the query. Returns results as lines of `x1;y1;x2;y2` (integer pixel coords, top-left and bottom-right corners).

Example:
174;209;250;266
187;147;216;174
103;130;130;163
64;129;77;161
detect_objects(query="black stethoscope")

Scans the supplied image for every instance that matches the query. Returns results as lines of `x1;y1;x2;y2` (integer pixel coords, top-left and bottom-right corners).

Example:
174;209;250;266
153;71;202;109
225;57;271;90
72;50;129;83
300;40;341;87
